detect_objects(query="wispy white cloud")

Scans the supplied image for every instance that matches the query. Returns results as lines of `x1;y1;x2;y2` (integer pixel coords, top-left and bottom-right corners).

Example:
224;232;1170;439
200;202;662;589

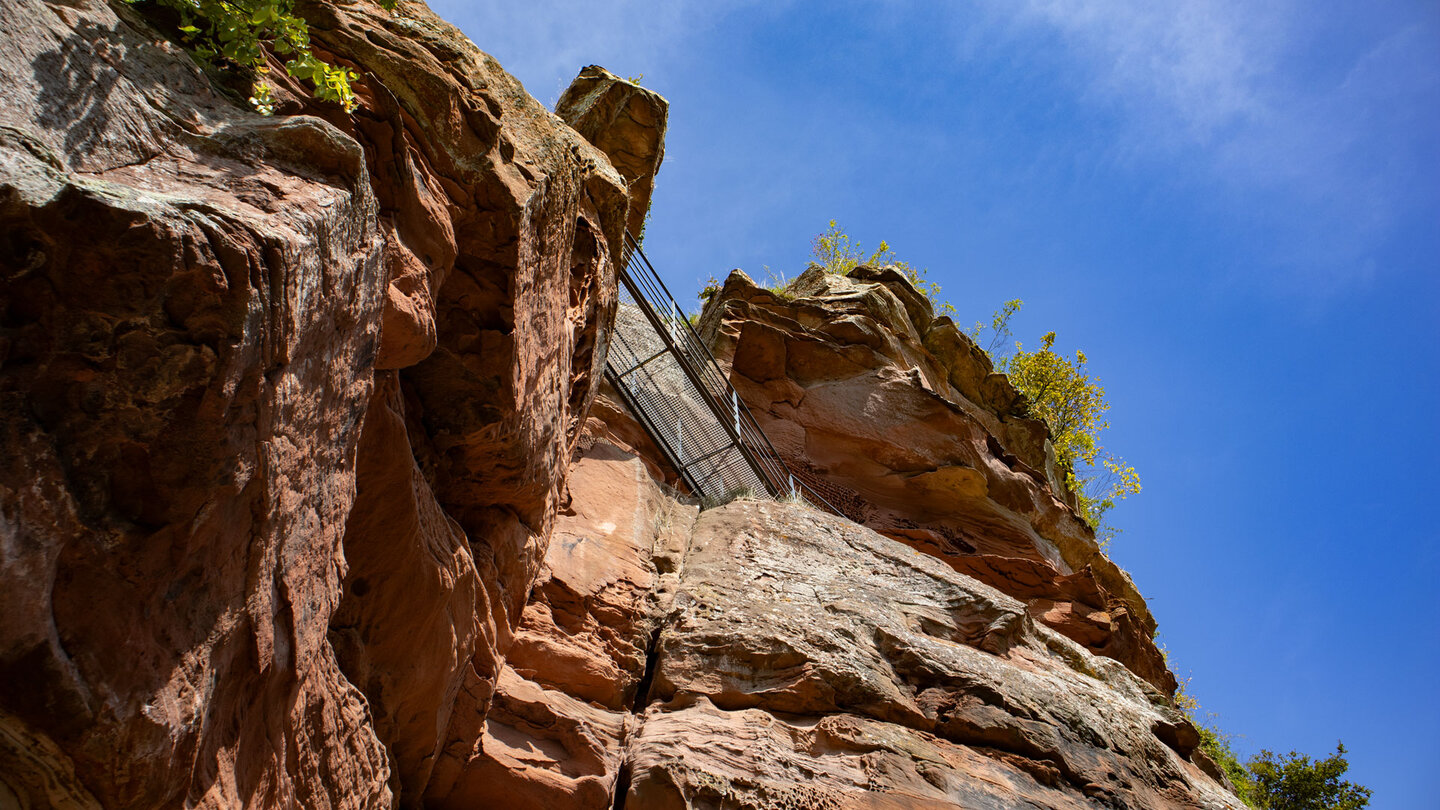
429;0;668;102
1009;0;1282;144
430;0;767;104
431;0;1438;293
992;0;1440;291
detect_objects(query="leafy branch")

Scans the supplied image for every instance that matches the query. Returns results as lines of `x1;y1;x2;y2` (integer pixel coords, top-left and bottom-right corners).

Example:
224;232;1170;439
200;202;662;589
1003;330;1141;542
127;0;397;113
966;298;1021;359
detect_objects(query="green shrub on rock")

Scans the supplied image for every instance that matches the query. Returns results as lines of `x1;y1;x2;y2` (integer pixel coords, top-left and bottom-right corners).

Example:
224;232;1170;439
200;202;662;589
1246;744;1371;810
127;0;397;113
1004;330;1140;541
810;220;955;316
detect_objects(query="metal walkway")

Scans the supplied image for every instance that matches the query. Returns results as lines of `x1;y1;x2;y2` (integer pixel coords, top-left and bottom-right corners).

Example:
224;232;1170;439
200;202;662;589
604;234;840;514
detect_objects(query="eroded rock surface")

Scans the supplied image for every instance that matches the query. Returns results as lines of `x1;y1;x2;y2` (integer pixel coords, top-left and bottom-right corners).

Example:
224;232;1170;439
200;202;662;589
556;65;669;238
289;2;632;800
628;500;1233;809
479;449;1239;809
424;443;693;809
697;266;1174;693
2;0;1231;807
0;0;391;805
1;0;630;806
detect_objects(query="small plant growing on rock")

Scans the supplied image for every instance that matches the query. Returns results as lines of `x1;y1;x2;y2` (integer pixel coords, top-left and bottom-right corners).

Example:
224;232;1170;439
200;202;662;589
127;0;397;113
759;266;797;299
810;220;955;316
967;298;1023;360
1004;330;1141;541
1171;670;1254;796
1173;679;1369;807
698;274;722;301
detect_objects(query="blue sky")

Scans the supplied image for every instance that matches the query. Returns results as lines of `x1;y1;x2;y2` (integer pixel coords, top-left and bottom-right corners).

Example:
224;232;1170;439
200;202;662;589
429;1;1440;804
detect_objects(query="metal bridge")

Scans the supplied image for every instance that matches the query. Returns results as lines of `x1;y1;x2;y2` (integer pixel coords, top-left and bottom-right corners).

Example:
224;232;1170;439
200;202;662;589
604;234;840;514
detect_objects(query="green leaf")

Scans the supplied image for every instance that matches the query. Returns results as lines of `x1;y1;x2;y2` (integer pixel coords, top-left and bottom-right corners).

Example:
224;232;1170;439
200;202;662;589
132;0;363;113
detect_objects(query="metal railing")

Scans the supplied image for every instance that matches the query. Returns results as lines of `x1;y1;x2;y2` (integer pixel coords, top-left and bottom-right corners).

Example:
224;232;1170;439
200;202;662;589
604;233;841;515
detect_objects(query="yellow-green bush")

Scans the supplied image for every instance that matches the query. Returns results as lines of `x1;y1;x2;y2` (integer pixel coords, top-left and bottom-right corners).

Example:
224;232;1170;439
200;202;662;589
1004;331;1141;541
809;220;954;316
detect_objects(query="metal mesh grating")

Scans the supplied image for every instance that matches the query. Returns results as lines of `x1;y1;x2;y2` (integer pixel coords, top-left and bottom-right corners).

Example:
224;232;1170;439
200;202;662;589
604;234;841;514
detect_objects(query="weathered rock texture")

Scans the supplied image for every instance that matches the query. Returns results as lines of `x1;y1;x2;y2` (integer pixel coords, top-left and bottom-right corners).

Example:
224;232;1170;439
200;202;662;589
0;0;634;805
480;447;1240;808
556;66;669;239
696;266;1175;694
1;0;1229;807
422;442;692;809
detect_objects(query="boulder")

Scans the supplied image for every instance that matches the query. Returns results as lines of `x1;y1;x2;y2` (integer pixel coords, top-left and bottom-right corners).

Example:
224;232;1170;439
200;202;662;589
556;65;669;238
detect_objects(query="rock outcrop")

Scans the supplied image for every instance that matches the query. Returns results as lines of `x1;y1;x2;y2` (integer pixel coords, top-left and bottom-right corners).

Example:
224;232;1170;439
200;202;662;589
696;266;1175;694
470;445;1240;809
1;0;1234;807
0;0;630;805
556;66;669;239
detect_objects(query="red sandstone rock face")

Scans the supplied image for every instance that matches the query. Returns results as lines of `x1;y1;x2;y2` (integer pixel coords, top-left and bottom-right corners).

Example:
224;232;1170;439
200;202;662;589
0;0;391;801
556;66;669;239
290;3;632;802
1;0;1225;806
0;0;629;806
424;443;693;809
480;449;1240;809
697;266;1176;694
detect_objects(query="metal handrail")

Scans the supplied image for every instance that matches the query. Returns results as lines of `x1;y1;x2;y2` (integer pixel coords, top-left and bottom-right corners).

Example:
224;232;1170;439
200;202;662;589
606;233;842;516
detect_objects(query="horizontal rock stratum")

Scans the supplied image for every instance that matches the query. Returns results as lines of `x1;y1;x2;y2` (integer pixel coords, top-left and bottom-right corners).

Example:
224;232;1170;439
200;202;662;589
0;0;1242;807
461;446;1243;808
696;264;1175;695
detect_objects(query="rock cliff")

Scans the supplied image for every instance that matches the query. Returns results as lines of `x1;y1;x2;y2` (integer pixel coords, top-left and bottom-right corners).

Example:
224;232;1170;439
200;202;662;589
696;266;1174;695
462;445;1241;809
0;0;1237;807
0;0;642;805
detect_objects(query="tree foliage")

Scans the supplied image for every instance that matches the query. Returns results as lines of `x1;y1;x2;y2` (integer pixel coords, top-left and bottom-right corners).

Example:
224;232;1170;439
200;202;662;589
1170;658;1369;810
128;0;397;113
810;220;955;316
967;297;1022;358
1246;744;1371;810
1003;330;1140;540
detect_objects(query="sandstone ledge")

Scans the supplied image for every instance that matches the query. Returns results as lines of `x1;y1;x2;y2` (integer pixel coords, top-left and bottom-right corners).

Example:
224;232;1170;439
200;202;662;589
697;265;1173;694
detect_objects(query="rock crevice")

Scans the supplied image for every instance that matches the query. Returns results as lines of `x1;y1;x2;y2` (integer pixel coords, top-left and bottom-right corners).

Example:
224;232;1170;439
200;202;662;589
469;441;1238;809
